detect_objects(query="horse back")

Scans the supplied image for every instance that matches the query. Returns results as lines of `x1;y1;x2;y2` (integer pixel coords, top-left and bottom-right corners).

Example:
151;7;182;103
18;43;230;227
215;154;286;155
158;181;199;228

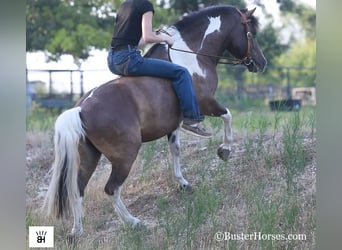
77;76;182;142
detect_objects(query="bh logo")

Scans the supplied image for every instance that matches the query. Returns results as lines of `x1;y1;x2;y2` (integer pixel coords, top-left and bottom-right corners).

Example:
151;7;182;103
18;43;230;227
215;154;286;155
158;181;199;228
29;226;54;248
36;230;46;243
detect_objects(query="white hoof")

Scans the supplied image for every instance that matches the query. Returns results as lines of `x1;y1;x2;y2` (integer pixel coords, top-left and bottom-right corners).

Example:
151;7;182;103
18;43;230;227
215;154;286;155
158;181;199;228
129;217;141;228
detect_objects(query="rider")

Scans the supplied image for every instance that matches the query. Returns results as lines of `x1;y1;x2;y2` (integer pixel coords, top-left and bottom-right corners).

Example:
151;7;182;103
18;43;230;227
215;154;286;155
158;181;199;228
107;0;211;138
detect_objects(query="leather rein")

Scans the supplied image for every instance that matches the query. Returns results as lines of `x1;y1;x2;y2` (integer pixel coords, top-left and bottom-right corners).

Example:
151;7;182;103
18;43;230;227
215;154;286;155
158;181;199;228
161;8;254;66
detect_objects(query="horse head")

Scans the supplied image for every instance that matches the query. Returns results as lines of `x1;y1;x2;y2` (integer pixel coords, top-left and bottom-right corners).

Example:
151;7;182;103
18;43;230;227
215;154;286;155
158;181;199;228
226;7;267;72
165;5;267;74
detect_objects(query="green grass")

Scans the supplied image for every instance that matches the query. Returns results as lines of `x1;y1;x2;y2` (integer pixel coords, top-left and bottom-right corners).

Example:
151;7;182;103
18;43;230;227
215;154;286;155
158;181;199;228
26;104;60;131
26;106;316;249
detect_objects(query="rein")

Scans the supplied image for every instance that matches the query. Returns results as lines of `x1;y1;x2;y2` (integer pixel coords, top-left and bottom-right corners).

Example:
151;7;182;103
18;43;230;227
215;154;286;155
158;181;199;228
169;47;242;65
159;8;254;66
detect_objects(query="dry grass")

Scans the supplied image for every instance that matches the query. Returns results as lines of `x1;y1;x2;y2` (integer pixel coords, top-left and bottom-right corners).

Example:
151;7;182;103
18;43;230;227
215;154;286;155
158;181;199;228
26;108;316;249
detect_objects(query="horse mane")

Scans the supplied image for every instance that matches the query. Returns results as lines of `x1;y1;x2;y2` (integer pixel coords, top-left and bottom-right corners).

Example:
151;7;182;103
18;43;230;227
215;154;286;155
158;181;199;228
174;5;259;33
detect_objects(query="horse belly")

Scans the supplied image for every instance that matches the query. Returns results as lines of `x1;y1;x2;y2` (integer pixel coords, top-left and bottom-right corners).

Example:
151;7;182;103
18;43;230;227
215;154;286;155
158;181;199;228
140;115;181;142
139;96;181;142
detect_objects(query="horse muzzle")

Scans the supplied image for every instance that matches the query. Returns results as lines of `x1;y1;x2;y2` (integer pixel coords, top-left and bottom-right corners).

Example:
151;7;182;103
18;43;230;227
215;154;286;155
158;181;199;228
246;56;267;73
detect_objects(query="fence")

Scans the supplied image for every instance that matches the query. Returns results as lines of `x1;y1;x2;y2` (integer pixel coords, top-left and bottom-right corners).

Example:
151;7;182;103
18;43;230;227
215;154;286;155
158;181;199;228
26;65;316;111
218;65;316;109
26;69;114;110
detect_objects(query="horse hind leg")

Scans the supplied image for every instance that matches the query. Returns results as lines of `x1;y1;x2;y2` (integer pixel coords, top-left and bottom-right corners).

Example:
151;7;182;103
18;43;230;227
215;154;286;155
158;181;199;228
113;186;141;226
100;140;142;227
106;159;141;227
168;129;192;192
68;138;101;241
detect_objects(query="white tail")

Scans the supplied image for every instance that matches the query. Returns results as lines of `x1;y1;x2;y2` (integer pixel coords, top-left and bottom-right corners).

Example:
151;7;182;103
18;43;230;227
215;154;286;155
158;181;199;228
43;107;85;218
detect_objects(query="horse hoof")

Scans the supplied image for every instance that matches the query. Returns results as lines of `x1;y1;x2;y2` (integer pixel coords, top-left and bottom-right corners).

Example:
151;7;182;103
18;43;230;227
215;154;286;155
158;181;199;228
181;184;193;193
217;145;231;161
66;233;79;246
128;217;142;228
133;221;147;231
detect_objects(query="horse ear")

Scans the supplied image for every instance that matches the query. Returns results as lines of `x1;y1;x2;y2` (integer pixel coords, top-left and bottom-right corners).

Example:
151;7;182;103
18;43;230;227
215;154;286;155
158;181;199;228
246;7;256;18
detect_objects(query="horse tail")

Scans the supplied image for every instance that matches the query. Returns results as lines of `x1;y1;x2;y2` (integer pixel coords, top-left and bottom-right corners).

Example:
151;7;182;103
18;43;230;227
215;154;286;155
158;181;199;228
43;106;85;219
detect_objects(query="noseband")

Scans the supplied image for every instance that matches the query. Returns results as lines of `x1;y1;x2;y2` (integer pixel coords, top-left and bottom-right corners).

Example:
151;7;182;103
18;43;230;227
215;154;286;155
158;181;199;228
236;8;254;66
163;8;255;66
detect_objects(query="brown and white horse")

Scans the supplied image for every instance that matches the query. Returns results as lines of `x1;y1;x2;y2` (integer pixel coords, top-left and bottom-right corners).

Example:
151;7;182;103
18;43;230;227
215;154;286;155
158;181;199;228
44;5;267;239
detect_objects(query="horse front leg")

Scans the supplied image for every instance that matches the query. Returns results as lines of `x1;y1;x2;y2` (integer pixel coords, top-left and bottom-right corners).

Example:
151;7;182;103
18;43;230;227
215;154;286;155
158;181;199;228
200;97;233;161
168;128;192;192
217;108;233;161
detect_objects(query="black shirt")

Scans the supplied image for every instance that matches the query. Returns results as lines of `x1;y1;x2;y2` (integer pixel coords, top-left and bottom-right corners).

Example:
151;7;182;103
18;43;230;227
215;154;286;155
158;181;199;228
111;0;154;48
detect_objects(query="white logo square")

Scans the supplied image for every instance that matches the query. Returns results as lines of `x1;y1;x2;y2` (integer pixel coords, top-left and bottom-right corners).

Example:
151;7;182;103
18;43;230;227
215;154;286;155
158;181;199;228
29;226;54;248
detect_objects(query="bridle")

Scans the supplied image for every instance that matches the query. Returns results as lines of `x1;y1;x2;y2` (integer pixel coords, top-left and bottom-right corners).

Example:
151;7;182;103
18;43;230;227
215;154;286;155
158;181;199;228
162;8;255;66
235;8;254;66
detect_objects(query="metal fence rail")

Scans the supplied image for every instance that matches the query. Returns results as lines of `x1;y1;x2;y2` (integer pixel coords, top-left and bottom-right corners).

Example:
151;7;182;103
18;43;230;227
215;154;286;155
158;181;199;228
26;66;315;111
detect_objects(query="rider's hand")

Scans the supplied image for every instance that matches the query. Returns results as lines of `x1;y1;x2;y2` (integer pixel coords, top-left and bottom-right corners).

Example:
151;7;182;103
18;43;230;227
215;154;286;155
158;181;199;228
166;36;174;47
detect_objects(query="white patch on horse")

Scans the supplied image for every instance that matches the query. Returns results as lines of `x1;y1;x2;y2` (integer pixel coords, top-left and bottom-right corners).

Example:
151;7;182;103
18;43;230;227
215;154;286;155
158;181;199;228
113;186;141;227
71;197;84;237
83;87;97;103
200;16;222;49
166;27;206;78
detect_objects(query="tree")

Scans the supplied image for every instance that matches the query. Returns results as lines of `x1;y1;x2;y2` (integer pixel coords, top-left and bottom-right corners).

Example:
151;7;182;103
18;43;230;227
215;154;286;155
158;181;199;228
169;0;246;15
275;39;316;87
26;0;315;94
169;0;199;15
272;0;316;87
26;0;178;64
257;23;288;67
26;0;115;66
277;0;316;40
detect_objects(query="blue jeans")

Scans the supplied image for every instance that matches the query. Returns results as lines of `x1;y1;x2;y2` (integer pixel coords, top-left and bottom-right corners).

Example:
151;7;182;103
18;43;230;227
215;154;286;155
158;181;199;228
107;47;204;121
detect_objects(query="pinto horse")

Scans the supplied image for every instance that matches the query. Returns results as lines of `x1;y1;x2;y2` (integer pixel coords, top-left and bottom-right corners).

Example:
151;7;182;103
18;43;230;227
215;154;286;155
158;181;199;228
44;5;267;239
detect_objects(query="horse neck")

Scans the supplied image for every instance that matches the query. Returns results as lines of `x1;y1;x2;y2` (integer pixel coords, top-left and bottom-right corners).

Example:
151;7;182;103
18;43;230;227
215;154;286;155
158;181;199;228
169;15;234;65
198;17;231;59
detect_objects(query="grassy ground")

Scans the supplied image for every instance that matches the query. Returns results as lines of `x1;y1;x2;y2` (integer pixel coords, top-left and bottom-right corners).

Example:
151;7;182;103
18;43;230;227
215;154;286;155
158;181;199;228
26;106;316;249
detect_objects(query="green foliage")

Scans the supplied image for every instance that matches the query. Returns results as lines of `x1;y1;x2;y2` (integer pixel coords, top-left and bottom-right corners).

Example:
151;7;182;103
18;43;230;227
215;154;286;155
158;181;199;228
26;104;60;131
169;0;245;15
282;111;307;190
155;184;220;249
169;0;199;14
278;0;316;40
278;0;296;13
257;23;289;66
293;5;316;40
26;0;114;65
152;1;178;28
276;39;316;87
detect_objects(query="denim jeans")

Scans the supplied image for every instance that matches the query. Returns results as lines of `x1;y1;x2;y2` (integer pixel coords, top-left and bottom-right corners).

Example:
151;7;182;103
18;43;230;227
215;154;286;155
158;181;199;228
107;47;204;121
